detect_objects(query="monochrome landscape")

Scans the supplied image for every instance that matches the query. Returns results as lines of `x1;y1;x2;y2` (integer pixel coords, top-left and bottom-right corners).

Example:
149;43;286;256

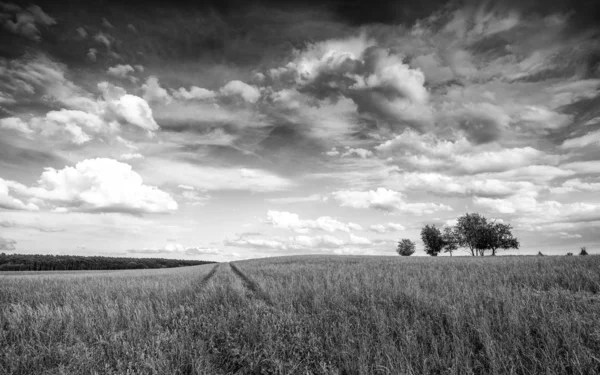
0;0;599;373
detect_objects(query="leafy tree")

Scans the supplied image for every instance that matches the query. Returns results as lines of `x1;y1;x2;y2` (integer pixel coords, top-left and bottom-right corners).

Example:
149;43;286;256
453;213;519;256
454;213;488;256
396;239;415;256
442;227;458;256
481;222;520;256
580;247;588;256
421;224;446;256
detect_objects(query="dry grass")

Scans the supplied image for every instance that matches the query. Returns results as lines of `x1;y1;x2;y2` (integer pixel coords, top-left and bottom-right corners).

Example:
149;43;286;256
1;255;600;374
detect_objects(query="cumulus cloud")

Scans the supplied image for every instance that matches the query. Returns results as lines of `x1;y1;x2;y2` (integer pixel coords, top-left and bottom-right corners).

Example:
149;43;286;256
142;76;172;104
107;64;135;80
0;237;17;251
332;188;452;214
99;82;159;132
172;86;216;101
6;158;177;214
220;80;261;103
265;210;362;233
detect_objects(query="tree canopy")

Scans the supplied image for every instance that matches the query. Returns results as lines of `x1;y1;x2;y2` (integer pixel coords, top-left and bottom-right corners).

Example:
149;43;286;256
396;239;415;256
451;213;519;256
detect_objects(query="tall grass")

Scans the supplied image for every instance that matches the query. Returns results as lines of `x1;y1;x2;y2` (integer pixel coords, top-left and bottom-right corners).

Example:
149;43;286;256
1;256;599;374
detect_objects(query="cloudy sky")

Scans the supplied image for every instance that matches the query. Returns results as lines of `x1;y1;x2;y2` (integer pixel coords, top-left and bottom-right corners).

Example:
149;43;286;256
0;0;599;260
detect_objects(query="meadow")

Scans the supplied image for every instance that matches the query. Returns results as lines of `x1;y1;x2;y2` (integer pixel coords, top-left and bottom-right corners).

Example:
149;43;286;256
1;255;599;374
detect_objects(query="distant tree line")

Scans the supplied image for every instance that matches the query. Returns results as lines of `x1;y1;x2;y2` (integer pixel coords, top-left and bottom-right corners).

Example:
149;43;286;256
0;253;214;271
398;213;520;256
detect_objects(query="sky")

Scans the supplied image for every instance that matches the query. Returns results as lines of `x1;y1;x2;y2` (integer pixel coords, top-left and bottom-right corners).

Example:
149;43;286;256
0;0;599;260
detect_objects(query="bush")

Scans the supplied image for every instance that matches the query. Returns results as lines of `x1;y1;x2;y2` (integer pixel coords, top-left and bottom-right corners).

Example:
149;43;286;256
580;247;589;256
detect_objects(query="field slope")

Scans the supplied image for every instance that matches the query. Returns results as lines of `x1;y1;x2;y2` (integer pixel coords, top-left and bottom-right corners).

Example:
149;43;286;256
1;255;599;374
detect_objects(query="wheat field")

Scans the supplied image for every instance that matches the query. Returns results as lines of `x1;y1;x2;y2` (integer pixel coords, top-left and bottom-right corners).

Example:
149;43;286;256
1;255;599;374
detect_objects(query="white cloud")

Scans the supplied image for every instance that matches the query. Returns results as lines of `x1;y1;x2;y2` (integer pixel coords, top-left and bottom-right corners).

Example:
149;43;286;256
561;129;600;149
549;179;600;194
172;86;216;101
0;117;33;134
143;159;293;192
7;158;177;214
341;148;373;158
265;194;322;204
0;178;39;211
128;243;221;255
375;130;551;174
141;76;172;104
120;153;144;161
332;188;452;214
93;32;111;48
558;232;582;239
369;222;405;233
107;64;135;80
99;82;159;132
220;80;261;103
265;210;362;233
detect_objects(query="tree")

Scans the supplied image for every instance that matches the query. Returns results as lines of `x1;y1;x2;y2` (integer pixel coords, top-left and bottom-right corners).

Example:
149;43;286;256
453;213;519;256
442;227;458;256
481;222;520;256
454;213;488;256
421;224;446;256
396;239;415;256
580;247;588;256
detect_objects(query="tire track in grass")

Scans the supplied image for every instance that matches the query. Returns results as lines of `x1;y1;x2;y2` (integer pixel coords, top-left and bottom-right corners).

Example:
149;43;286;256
197;263;220;288
229;262;274;307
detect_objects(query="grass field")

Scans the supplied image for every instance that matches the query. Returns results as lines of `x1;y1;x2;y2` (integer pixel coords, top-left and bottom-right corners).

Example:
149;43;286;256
1;255;600;374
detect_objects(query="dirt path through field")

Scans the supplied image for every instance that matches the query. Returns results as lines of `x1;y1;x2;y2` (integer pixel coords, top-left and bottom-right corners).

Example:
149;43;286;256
228;262;274;307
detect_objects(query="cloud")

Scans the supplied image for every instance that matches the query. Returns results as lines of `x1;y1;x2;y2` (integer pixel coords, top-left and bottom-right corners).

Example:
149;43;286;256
120;153;144;161
0;178;38;211
332;188;452;214
549;179;600;194
0;3;55;41
128;243;220;256
375;130;553;175
172;85;216;101
6;158;177;214
142;76;172;104
93;32;112;48
220;80;261;103
107;64;135;80
561;129;600;149
265;194;322;204
265;210;362;233
369;222;405;233
0;237;16;251
341;148;373;158
224;232;372;252
99;82;159;132
0;117;33;134
142;159;293;192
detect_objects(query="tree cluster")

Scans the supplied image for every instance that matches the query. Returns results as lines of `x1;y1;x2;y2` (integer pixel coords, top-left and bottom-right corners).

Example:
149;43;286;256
420;213;520;256
0;253;214;271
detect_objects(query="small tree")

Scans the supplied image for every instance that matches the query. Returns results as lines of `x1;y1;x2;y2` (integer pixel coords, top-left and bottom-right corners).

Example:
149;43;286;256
397;239;415;256
566;252;573;256
482;222;519;256
580;247;588;256
421;224;445;256
442;227;458;256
